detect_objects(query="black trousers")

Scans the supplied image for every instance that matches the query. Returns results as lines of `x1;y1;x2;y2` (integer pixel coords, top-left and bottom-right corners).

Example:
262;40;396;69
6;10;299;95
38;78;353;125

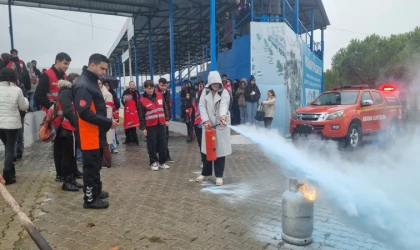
0;129;18;172
56;135;78;178
125;127;139;144
264;117;273;128
186;122;193;138
202;156;225;178
82;148;103;204
194;125;206;163
147;125;167;166
53;138;62;177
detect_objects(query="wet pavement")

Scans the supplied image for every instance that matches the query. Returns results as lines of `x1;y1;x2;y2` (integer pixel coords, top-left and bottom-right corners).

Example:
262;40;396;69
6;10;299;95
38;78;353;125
0;129;390;250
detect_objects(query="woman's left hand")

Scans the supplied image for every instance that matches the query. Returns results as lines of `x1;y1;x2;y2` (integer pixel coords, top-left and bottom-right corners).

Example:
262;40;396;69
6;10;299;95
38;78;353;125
220;116;227;126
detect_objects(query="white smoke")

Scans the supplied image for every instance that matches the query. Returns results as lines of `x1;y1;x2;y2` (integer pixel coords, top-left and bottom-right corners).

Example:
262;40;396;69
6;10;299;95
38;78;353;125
230;124;420;250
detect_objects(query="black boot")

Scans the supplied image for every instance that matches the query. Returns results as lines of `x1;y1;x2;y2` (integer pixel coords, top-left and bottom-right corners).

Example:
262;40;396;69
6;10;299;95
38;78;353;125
75;169;83;179
3;170;16;185
83;199;109;209
11;164;16;179
71;175;83;188
98;191;109;199
62;176;79;192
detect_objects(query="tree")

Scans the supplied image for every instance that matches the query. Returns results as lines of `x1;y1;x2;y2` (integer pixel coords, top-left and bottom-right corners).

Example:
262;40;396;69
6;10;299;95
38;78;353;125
324;26;420;90
276;60;284;73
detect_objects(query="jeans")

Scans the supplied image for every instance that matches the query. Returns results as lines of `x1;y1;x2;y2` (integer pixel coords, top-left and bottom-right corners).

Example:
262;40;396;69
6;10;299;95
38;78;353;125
77;148;83;162
28;92;37;110
246;102;258;125
239;106;247;124
0;129;19;172
14;126;24;158
110;129;117;151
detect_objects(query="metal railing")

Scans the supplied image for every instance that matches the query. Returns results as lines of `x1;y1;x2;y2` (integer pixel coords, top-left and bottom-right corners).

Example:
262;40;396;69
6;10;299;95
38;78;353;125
182;0;323;80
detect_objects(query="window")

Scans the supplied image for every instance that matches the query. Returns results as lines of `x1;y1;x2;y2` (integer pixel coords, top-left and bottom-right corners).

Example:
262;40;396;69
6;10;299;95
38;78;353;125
371;92;383;105
361;92;373;103
311;91;360;105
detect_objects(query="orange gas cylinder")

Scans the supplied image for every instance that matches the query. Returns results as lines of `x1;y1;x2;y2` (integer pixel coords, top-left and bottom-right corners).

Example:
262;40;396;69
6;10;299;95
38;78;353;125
205;129;217;161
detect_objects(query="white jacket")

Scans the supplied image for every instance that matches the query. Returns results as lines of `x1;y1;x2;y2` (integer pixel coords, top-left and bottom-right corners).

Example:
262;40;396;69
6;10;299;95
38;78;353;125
0;81;29;129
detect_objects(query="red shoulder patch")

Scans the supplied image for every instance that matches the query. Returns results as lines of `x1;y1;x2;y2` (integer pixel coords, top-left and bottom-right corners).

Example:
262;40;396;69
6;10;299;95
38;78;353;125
79;100;87;107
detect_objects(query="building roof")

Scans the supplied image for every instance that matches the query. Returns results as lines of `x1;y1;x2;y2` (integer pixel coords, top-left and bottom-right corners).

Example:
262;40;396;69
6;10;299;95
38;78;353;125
1;0;330;76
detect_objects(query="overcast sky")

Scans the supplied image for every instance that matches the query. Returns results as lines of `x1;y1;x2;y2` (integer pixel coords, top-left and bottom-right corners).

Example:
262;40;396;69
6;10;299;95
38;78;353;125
1;0;419;72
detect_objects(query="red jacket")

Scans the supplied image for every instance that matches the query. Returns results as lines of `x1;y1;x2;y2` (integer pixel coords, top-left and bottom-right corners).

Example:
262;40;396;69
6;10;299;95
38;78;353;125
123;99;140;129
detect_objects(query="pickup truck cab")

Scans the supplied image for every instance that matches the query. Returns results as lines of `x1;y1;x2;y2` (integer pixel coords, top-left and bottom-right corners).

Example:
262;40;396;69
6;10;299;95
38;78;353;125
290;85;403;148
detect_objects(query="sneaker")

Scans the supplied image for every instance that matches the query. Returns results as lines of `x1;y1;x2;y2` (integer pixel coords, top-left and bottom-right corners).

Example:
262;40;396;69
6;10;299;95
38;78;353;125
167;157;174;163
159;163;170;169
75;170;83;179
83;199;109;209
216;178;223;186
150;163;159;171
111;149;119;154
102;165;111;169
99;191;109;199
196;175;209;182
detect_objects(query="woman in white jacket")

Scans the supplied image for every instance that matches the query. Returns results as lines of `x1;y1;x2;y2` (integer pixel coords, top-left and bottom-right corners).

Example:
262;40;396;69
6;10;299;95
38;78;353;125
0;68;29;185
261;89;276;128
196;71;232;186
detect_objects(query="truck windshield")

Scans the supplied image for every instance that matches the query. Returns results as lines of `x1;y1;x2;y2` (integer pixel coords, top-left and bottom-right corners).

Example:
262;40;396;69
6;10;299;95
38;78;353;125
311;91;360;105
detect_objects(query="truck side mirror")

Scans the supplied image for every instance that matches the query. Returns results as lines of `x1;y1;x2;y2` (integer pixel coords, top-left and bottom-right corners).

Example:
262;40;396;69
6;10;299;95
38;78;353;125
361;100;374;107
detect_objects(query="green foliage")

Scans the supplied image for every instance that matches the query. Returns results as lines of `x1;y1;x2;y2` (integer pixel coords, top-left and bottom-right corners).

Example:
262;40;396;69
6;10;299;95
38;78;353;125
324;26;420;90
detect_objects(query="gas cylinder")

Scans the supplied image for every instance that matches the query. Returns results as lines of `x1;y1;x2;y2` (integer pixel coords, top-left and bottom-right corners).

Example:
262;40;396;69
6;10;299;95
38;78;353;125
281;179;314;246
205;129;217;161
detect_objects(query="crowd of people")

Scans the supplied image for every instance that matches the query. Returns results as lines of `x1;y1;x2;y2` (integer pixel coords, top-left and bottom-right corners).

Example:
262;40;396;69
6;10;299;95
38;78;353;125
0;47;277;209
181;74;277;132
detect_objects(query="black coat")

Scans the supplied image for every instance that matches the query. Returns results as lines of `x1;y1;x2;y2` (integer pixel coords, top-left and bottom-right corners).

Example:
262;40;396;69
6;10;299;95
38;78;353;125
72;66;112;149
244;83;261;103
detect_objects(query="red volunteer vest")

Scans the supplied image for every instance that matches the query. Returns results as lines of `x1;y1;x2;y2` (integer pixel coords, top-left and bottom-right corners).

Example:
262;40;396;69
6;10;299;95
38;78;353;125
193;102;201;125
140;92;166;127
42;68;67;111
52;101;76;132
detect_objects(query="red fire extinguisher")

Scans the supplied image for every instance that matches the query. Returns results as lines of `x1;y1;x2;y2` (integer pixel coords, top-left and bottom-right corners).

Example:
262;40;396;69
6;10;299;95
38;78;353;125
205;124;220;161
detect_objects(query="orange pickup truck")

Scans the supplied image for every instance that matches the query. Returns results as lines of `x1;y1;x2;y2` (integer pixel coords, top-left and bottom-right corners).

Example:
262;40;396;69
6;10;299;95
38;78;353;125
290;85;403;148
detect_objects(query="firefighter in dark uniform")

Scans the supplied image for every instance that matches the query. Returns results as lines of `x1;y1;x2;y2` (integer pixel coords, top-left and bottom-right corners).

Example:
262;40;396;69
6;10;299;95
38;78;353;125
73;54;119;209
155;78;174;162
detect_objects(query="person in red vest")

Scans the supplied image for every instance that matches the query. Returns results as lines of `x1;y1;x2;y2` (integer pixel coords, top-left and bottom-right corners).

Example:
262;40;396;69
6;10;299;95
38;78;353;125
155;78;174;162
139;80;170;171
52;79;83;192
35;52;71;182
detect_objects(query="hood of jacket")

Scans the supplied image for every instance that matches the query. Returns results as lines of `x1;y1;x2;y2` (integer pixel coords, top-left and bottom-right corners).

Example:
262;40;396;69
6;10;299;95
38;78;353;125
58;79;72;89
205;71;223;92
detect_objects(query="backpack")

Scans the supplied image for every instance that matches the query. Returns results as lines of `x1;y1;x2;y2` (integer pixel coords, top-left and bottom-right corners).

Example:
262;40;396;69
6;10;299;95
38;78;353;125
206;89;233;110
39;103;58;142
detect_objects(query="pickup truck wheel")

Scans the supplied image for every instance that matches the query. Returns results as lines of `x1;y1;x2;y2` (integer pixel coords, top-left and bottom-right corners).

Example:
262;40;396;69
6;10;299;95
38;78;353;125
345;123;362;149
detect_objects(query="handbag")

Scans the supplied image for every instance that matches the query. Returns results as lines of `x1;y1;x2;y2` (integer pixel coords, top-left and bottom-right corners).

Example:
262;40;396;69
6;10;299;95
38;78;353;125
255;103;265;121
